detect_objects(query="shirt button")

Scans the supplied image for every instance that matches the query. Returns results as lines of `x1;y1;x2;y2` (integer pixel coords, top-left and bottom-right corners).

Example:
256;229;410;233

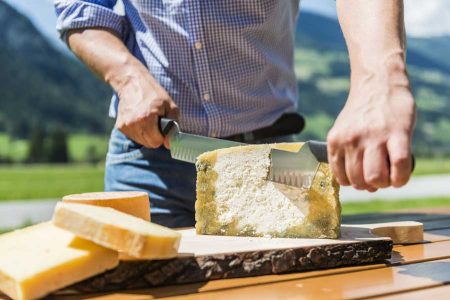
203;93;210;101
195;41;202;49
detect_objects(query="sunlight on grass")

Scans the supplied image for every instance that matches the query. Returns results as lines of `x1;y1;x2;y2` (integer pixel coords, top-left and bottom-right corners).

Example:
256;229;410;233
342;197;450;215
0;164;104;200
68;134;109;162
414;157;450;176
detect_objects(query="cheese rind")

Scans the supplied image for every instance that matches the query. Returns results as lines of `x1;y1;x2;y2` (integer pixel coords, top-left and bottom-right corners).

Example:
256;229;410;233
0;222;118;300
195;143;341;239
53;202;181;259
63;191;150;221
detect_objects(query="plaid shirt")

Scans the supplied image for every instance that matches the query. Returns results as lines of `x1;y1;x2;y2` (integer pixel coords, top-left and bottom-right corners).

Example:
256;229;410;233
55;0;300;137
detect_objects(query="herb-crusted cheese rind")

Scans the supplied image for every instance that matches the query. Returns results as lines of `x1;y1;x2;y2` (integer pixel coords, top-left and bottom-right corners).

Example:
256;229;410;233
195;143;341;239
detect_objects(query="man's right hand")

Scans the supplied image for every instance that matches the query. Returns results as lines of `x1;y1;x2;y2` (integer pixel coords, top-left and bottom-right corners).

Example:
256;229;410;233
114;66;179;149
66;28;178;149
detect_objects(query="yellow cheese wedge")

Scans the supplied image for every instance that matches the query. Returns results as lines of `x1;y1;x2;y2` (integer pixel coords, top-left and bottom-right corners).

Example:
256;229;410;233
195;143;341;239
63;191;150;221
0;222;118;300
53;202;181;259
63;191;151;260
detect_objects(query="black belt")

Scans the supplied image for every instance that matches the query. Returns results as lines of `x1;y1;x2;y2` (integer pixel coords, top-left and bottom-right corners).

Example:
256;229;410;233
223;113;305;143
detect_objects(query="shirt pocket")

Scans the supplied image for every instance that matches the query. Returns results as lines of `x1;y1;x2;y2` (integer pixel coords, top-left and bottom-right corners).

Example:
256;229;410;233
106;128;145;165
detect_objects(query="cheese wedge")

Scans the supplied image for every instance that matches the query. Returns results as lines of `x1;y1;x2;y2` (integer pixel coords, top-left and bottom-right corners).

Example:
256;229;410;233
63;191;151;260
0;222;118;300
53;202;181;259
63;191;150;221
195;143;341;239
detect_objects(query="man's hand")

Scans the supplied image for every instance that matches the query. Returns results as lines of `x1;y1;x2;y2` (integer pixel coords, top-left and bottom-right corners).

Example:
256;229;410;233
331;0;416;191
114;64;179;149
67;28;178;149
328;63;416;191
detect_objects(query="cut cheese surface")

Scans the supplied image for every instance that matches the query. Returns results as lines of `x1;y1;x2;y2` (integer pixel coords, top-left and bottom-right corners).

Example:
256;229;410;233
63;191;150;221
0;222;118;300
53;202;181;259
195;143;341;239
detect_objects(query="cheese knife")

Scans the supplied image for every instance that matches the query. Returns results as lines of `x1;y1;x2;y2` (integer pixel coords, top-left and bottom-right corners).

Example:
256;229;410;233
269;142;328;189
159;118;244;163
159;118;414;190
269;143;415;189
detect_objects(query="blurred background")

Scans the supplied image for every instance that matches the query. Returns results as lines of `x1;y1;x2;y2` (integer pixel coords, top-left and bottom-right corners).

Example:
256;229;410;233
0;0;449;231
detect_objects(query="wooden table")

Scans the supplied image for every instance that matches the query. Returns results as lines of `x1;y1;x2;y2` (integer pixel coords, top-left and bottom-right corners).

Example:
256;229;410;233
5;209;450;300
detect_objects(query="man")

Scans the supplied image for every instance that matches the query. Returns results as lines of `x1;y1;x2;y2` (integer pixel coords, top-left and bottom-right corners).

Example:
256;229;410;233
55;0;416;227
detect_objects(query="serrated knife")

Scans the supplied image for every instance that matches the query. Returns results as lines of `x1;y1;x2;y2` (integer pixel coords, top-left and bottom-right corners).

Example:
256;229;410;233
159;118;244;163
159;118;414;190
159;118;328;189
269;142;328;189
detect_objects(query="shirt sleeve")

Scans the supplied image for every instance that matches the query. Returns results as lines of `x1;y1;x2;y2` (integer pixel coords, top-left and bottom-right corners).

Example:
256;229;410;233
54;0;126;41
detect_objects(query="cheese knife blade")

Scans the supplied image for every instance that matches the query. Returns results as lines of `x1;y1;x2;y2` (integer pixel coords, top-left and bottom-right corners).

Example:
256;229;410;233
159;118;244;163
269;141;328;189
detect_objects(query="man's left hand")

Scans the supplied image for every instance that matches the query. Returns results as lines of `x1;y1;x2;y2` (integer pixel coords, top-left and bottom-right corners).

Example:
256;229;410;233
327;66;416;192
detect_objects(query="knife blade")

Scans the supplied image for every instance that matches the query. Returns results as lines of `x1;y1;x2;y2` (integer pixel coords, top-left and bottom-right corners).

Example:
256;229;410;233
159;118;244;163
269;141;328;189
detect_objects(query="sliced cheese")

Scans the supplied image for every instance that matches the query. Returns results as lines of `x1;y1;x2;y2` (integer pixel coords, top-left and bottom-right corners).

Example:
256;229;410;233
53;202;181;259
195;143;341;239
0;222;118;300
63;191;150;221
63;191;150;260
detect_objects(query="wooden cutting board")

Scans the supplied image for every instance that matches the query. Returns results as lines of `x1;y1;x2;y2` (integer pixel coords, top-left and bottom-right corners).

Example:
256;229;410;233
64;221;423;294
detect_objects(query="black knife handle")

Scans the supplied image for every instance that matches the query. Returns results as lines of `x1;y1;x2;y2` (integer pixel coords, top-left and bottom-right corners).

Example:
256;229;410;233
159;118;176;136
309;140;416;173
309;141;328;163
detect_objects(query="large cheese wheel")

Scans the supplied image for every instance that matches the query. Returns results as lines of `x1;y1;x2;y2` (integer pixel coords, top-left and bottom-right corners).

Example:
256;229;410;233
63;191;150;221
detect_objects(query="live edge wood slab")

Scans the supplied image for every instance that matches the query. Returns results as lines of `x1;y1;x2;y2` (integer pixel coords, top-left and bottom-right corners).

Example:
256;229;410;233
66;222;422;294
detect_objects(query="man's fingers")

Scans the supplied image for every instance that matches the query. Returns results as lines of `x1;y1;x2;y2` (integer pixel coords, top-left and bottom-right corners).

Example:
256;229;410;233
142;118;164;148
363;145;390;188
167;101;180;121
329;151;350;186
328;134;351;185
344;147;370;190
387;134;412;187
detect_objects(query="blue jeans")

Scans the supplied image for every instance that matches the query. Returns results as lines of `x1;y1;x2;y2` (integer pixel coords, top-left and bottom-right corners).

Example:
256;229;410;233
105;128;294;228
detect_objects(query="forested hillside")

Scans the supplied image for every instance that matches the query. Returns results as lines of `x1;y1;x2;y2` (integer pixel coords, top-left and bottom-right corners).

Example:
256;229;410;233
0;1;111;137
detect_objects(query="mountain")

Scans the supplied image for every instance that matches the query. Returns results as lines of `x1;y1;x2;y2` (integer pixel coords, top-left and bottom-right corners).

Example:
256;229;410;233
295;11;450;156
0;0;111;137
296;12;450;74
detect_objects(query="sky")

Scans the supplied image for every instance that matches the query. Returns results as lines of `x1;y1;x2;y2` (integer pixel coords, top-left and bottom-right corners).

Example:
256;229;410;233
3;0;450;50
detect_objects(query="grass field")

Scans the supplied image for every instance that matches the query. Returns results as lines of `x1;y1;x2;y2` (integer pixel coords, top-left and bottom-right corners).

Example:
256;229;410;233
0;164;104;200
413;157;450;176
342;197;450;215
68;134;109;162
0;133;109;162
0;134;28;162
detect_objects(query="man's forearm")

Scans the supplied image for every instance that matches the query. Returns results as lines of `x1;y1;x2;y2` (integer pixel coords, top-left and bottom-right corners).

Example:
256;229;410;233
336;0;408;87
67;28;178;148
67;28;147;93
